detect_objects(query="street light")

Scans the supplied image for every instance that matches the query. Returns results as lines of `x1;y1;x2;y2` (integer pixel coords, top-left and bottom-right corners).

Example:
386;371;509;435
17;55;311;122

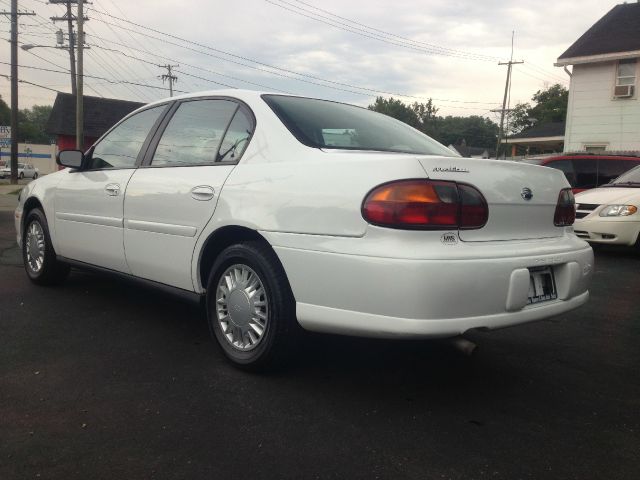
20;44;61;51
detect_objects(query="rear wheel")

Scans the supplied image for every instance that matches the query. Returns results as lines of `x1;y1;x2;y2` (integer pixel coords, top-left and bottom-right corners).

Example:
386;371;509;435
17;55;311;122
33;172;38;179
206;241;297;371
19;172;24;180
23;208;69;285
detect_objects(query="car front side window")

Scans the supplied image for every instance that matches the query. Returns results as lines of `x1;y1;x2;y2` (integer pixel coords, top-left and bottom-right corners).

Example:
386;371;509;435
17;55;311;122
86;105;167;170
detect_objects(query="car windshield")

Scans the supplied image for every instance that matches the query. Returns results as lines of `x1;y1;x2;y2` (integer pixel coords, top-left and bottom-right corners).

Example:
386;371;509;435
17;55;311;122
609;165;640;186
262;94;456;156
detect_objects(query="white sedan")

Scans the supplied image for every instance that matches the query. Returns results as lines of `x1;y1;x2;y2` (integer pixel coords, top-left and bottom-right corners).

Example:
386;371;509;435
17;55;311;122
14;90;593;370
574;165;640;247
0;162;39;179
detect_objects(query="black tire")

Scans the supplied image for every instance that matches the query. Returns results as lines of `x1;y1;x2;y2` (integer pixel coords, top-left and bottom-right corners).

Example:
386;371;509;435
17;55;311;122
206;241;298;371
19;172;24;179
33;172;38;179
22;208;70;285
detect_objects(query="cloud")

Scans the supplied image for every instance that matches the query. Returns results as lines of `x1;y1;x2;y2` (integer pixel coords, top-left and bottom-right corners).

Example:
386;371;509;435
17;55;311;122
0;0;622;119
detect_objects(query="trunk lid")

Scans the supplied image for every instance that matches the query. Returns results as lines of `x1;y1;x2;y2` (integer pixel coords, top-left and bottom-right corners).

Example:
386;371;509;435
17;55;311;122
418;157;568;242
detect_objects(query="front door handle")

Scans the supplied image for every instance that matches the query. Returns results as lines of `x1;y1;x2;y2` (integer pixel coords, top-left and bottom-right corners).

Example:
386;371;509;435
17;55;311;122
105;183;120;196
191;185;215;201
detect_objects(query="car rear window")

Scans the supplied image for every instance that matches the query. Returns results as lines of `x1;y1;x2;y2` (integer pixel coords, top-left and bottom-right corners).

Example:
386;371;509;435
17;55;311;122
262;94;455;156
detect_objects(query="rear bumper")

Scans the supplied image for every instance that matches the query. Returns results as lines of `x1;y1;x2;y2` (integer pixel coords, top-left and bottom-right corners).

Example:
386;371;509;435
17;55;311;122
268;230;593;338
296;292;589;338
574;217;640;246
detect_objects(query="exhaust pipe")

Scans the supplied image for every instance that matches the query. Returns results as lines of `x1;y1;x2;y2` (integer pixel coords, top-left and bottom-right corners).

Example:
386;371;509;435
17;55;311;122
448;336;478;357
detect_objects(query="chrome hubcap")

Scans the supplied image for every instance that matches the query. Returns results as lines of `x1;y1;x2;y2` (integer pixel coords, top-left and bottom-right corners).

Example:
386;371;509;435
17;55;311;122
215;264;269;351
26;221;45;273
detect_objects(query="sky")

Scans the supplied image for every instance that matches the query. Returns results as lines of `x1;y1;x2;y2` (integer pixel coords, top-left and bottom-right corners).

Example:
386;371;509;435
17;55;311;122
0;0;625;120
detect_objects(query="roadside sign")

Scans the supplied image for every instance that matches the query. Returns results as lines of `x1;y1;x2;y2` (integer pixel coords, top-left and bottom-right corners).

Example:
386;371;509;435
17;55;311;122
0;126;10;147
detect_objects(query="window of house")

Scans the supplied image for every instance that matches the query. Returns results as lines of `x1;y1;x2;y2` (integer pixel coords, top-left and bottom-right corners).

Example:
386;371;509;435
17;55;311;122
616;59;637;87
584;145;607;153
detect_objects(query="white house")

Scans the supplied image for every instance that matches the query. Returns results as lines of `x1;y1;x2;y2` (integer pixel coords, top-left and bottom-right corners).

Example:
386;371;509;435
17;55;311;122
555;2;640;153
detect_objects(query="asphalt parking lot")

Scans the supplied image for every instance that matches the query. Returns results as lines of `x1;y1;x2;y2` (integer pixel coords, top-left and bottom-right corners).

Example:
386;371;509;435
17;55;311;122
1;199;639;480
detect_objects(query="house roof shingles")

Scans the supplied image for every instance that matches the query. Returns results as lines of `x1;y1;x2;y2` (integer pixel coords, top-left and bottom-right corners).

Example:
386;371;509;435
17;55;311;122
558;3;640;60
46;93;145;138
451;143;495;157
510;121;565;140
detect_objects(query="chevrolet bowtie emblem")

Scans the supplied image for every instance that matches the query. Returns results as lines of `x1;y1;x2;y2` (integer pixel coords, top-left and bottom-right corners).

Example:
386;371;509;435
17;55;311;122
521;187;533;200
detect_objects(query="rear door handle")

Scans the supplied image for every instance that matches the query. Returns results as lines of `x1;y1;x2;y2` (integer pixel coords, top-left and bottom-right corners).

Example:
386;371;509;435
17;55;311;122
105;183;120;196
191;185;215;201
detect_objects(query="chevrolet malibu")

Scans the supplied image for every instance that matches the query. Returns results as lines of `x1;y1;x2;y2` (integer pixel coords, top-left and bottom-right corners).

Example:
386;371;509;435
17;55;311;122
15;90;593;370
574;165;640;247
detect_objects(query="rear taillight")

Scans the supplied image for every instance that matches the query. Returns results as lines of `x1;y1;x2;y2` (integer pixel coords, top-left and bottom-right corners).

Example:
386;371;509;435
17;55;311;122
554;188;575;226
362;179;488;229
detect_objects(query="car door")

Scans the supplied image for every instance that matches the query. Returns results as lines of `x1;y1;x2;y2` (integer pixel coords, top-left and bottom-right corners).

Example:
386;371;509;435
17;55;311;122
123;98;254;290
54;104;169;272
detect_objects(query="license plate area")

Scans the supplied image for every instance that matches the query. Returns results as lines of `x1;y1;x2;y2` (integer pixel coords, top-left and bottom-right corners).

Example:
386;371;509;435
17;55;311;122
527;267;557;305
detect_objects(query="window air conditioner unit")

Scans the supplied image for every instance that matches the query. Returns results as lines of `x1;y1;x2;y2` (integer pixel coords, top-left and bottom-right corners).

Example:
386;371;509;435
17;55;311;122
614;85;634;98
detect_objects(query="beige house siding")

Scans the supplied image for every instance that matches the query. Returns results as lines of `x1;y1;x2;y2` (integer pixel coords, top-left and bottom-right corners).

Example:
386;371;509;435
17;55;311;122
564;61;640;152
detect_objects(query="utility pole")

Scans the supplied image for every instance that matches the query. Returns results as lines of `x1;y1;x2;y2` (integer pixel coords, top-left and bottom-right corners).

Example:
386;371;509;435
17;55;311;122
50;1;78;95
1;2;34;185
76;0;84;149
50;0;88;147
495;32;523;159
159;65;178;97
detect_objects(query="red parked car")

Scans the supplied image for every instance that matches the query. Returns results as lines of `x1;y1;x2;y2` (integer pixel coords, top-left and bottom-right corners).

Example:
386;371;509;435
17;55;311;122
522;154;640;193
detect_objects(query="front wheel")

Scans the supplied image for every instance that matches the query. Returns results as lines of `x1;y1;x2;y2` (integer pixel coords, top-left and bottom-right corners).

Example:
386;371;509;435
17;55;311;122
18;172;24;179
206;241;297;371
23;208;69;285
33;172;38;179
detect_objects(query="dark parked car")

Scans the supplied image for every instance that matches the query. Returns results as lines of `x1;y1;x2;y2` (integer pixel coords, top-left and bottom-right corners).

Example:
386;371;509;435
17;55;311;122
522;154;640;193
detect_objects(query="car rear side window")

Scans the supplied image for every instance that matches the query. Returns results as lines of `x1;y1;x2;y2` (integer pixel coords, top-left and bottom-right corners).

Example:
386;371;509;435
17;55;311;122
87;105;166;170
262;94;455;156
151;100;239;166
216;107;253;163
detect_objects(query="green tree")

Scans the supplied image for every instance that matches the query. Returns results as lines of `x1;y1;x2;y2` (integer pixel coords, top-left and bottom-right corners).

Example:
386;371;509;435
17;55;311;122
435;116;498;149
18;105;53;143
368;96;421;129
368;96;498;149
508;84;568;134
0;96;10;125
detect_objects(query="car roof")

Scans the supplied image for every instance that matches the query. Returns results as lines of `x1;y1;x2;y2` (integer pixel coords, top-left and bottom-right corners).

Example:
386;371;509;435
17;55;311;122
143;89;277;110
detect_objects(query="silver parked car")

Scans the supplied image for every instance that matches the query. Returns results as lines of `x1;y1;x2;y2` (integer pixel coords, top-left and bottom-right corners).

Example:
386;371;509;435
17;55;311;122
0;162;39;179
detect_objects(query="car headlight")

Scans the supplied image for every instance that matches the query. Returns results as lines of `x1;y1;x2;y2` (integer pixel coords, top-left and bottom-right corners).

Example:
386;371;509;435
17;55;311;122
599;205;638;217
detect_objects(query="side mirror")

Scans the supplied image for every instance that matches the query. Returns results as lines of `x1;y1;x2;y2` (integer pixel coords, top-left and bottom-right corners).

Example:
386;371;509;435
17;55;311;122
56;149;84;169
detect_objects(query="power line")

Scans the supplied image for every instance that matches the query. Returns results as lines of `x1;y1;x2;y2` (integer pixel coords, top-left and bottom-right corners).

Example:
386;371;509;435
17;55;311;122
264;0;497;62
0;71;62;92
158;64;178;97
291;0;500;61
0;60;187;93
83;32;291;93
85;6;499;108
267;0;570;86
